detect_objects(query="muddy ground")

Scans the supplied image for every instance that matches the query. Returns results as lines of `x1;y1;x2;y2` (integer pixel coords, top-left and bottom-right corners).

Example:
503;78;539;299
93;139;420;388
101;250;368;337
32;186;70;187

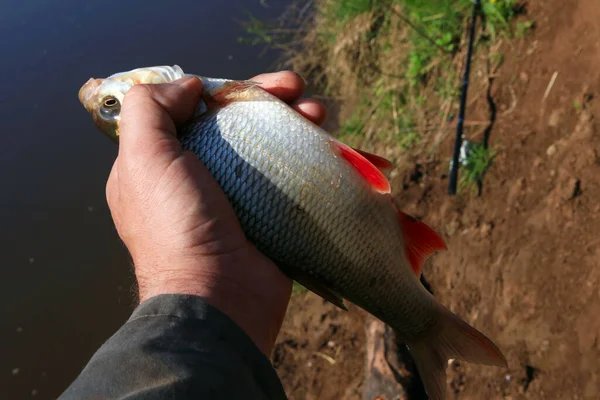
272;0;600;398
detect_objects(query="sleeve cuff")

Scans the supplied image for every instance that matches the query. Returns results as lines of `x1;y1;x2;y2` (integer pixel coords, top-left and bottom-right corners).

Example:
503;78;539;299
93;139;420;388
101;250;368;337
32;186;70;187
130;294;287;398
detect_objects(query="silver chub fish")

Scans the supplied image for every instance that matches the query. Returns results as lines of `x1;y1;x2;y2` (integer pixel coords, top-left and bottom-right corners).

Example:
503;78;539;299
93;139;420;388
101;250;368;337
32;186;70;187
78;65;506;399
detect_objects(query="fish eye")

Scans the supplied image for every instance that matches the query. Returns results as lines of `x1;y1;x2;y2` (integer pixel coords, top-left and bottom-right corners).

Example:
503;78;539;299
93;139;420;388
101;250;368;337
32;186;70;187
103;96;119;108
99;96;121;121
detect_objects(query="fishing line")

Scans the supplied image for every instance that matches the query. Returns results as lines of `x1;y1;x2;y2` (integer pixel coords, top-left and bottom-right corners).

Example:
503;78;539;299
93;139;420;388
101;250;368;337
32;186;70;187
448;0;481;195
385;1;453;55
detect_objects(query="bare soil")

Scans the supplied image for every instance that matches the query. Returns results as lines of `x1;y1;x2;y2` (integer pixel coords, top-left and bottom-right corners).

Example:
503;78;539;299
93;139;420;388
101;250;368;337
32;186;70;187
272;0;600;398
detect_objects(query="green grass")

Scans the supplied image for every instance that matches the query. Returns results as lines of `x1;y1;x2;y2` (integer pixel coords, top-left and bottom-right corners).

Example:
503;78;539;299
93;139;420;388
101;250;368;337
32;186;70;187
458;142;497;193
239;0;520;183
292;281;308;296
237;13;275;45
322;0;376;24
515;20;534;38
399;0;471;85
340;113;366;137
481;0;519;39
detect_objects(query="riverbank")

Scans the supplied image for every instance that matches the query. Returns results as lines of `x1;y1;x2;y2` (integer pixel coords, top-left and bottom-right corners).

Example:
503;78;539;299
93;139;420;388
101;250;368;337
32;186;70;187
248;0;600;398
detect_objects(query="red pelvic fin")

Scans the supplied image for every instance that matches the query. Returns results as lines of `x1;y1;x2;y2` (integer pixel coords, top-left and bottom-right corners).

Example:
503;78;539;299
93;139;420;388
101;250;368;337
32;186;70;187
396;208;447;276
330;140;391;194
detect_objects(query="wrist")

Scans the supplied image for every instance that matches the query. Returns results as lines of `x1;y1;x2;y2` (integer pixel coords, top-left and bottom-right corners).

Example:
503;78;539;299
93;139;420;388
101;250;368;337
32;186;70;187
134;246;292;355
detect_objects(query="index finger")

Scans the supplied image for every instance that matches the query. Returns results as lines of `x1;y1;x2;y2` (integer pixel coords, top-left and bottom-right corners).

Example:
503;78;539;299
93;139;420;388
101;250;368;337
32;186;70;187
251;71;306;103
252;71;327;126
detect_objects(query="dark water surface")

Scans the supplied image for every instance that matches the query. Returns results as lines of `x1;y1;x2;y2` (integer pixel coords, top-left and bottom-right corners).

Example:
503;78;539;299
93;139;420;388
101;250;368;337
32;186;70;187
0;1;292;398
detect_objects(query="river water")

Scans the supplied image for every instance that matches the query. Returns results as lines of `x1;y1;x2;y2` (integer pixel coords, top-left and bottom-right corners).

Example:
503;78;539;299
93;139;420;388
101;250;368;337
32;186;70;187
0;1;292;398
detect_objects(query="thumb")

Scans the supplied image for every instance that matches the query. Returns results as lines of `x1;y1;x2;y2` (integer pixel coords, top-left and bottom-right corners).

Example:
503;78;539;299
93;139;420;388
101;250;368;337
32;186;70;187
118;76;203;163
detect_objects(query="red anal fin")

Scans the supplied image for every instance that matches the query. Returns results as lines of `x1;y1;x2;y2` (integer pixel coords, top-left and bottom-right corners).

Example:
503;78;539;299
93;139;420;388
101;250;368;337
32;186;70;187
331;140;391;194
352;148;393;174
204;81;258;108
396;208;447;276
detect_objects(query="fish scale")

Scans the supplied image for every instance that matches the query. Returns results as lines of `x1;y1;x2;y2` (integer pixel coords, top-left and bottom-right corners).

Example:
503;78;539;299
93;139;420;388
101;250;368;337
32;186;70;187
179;92;432;336
79;65;507;400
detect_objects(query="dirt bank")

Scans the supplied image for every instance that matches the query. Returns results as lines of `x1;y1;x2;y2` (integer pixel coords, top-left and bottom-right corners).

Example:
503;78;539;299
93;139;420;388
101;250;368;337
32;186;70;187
272;0;600;398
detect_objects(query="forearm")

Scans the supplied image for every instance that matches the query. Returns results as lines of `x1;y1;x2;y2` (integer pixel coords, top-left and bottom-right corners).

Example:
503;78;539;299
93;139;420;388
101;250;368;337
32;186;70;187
134;245;292;355
59;294;287;400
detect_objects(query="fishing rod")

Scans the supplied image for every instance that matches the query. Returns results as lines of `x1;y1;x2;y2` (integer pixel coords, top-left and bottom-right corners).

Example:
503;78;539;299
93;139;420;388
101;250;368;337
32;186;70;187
448;0;481;195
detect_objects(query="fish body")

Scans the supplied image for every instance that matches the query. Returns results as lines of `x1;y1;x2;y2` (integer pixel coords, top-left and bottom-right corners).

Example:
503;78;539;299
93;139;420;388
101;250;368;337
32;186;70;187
79;66;506;399
182;84;437;336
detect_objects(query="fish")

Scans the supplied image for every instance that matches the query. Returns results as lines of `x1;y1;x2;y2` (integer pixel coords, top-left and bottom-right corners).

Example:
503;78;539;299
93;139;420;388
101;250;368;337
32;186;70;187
79;65;507;399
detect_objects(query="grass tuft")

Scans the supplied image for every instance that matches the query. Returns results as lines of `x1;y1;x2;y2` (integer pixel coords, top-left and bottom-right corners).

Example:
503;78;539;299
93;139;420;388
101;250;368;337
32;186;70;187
292;281;309;296
458;141;497;193
240;0;521;186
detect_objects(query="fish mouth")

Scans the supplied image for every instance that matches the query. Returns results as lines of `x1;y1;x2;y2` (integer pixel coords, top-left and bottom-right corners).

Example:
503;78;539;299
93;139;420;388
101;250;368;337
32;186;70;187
78;78;102;110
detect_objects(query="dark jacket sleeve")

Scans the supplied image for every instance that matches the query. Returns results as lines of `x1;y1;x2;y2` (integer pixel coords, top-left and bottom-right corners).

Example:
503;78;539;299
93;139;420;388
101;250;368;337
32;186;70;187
59;294;288;400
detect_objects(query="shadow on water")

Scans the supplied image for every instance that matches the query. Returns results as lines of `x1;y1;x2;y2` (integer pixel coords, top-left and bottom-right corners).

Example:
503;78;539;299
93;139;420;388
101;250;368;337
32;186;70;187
0;1;292;398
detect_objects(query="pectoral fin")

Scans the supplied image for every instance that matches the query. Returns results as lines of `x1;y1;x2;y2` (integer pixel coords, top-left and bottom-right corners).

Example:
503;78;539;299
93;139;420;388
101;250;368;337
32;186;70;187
291;272;348;311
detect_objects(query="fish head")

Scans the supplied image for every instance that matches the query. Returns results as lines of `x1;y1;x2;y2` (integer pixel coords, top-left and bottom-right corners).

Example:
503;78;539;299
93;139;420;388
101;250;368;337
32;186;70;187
78;65;185;142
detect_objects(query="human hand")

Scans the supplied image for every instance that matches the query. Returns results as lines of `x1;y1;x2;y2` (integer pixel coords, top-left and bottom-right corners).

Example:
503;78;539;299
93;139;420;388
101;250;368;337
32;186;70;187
106;71;327;355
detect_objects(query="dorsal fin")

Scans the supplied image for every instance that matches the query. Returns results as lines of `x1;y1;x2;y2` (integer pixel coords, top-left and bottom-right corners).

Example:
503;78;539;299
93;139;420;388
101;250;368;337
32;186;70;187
352;148;393;174
203;80;259;108
330;140;391;194
396;208;447;276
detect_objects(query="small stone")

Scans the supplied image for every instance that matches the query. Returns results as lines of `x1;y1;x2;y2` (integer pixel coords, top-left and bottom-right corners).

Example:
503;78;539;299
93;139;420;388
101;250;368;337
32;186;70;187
12;368;19;375
548;109;561;127
519;72;529;82
560;178;581;201
31;389;38;396
507;178;525;206
446;220;459;237
327;341;335;348
28;257;35;265
505;374;511;381
546;144;557;156
306;361;313;368
480;223;493;235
